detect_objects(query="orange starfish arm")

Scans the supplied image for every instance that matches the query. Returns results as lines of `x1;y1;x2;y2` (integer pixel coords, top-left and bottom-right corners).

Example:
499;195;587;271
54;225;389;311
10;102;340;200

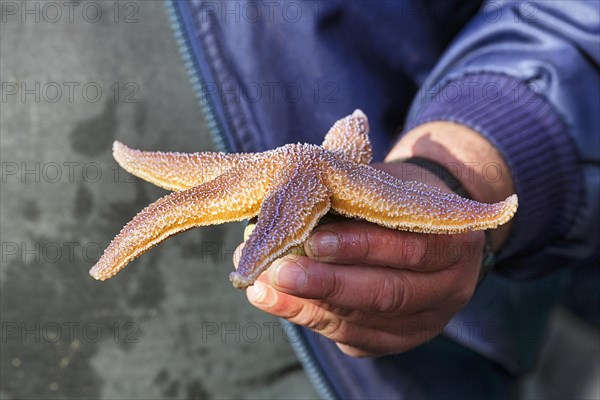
230;169;331;289
113;141;257;191
326;161;518;234
322;109;372;165
90;167;267;281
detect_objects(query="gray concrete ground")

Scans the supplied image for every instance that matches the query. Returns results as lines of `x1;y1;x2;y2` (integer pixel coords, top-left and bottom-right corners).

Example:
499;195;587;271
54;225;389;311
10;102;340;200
0;1;598;400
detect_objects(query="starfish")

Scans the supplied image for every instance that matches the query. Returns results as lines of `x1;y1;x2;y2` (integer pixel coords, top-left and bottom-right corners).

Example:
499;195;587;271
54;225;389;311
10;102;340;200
90;110;518;289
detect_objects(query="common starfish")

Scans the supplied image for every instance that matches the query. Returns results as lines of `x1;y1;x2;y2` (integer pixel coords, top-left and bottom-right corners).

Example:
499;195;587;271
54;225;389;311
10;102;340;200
90;110;518;289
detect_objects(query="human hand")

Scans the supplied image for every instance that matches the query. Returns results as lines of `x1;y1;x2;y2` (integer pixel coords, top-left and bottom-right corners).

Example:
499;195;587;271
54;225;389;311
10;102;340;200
234;162;485;357
235;121;515;357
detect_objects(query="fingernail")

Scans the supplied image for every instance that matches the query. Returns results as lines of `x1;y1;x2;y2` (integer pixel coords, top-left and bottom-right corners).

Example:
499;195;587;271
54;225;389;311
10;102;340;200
247;280;276;307
273;259;307;291
307;230;339;261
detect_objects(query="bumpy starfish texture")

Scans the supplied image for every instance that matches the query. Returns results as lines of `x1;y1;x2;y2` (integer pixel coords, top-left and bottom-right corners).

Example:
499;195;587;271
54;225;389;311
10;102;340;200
90;110;518;289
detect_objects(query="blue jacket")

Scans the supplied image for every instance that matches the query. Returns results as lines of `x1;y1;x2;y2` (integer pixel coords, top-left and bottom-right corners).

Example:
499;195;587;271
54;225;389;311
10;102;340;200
168;0;599;398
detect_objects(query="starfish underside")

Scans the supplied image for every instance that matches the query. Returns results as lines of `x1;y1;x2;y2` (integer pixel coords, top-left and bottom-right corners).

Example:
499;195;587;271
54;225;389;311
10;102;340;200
90;110;518;289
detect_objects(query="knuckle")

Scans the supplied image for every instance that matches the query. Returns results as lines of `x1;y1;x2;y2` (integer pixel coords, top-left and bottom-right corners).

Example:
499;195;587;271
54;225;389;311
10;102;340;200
322;303;370;325
336;229;371;261
299;310;347;343
369;276;405;314
344;230;370;260
291;305;346;342
281;300;308;321
293;305;322;328
362;230;377;260
362;229;397;263
324;270;346;304
322;303;355;318
318;318;344;339
339;308;366;323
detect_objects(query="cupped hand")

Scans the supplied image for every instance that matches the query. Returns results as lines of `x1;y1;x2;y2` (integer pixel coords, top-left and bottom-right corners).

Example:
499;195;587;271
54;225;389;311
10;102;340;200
234;164;485;357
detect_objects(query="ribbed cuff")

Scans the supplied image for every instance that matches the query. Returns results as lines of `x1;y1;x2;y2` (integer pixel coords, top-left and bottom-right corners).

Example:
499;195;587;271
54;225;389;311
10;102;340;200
405;73;582;266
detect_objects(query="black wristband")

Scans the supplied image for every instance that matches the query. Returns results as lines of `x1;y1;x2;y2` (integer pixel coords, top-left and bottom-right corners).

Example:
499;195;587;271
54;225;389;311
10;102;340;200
391;156;495;285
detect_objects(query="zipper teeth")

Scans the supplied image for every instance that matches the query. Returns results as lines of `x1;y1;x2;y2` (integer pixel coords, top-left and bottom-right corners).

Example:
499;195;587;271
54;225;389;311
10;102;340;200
282;320;338;400
165;0;230;153
165;2;336;399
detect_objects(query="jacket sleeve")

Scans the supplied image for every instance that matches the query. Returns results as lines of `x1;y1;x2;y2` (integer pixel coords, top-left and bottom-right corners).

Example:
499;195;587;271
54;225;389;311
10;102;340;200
404;0;600;278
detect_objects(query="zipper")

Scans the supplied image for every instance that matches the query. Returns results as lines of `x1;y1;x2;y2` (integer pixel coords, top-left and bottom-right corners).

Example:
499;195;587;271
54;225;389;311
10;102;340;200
165;0;231;153
165;1;338;398
282;320;339;400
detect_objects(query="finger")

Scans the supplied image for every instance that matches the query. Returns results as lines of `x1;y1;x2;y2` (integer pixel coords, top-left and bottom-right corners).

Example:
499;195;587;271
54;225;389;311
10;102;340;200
318;302;453;341
247;279;346;335
305;221;483;272
246;281;428;355
267;255;478;314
